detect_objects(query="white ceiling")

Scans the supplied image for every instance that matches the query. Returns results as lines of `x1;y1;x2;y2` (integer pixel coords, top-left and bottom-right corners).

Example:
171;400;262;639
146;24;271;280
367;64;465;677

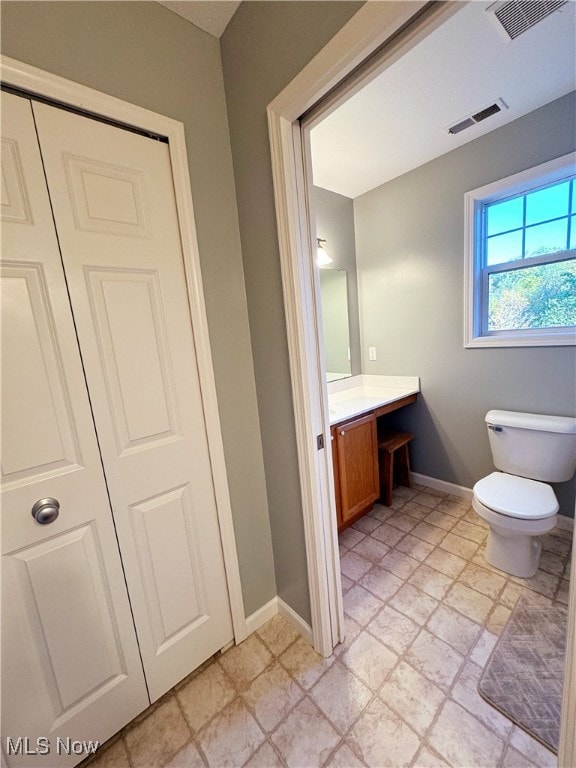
310;1;576;199
157;1;241;38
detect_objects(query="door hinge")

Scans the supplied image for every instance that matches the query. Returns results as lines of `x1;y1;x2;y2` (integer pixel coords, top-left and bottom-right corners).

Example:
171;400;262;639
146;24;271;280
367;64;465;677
316;433;325;450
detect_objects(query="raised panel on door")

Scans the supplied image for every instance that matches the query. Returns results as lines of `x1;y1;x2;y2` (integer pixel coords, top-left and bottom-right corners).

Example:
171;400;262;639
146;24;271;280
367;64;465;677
1;92;149;768
32;101;234;701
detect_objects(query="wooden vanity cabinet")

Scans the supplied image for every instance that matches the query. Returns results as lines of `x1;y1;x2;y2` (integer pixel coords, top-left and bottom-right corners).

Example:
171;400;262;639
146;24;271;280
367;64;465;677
331;412;379;531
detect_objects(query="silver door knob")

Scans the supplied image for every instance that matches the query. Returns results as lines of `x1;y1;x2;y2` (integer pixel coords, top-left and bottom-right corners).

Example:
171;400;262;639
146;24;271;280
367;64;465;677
31;497;60;525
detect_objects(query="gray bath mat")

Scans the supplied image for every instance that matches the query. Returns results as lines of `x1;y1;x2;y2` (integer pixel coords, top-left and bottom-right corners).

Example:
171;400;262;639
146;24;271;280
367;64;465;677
478;596;567;753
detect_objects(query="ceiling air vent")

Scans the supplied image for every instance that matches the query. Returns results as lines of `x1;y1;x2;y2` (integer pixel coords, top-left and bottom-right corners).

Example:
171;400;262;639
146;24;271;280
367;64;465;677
486;0;567;41
446;98;509;135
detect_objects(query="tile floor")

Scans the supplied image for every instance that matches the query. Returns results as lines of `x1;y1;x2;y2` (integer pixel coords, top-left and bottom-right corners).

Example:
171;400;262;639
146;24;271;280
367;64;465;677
87;485;572;768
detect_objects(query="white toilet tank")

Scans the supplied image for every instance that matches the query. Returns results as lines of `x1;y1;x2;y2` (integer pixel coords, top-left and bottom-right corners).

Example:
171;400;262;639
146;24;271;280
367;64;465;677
486;410;576;483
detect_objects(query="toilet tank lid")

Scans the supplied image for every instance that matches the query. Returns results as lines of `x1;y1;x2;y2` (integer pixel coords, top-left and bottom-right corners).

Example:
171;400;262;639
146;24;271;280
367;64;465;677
486;410;576;434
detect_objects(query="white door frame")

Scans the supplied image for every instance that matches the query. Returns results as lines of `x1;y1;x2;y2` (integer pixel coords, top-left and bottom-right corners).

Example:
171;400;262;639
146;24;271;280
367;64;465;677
267;3;576;764
0;55;248;645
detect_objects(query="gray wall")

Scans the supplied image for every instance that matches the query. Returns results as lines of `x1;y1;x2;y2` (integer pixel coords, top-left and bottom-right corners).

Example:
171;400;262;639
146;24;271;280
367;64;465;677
1;1;276;614
221;1;364;622
314;186;362;376
354;92;576;517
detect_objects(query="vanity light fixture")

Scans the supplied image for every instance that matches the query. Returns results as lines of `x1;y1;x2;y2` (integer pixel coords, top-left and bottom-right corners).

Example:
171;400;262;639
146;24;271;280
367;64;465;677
317;238;333;267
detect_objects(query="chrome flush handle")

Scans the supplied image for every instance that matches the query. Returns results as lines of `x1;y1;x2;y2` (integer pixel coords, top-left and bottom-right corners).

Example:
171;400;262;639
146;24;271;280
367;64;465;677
31;497;60;525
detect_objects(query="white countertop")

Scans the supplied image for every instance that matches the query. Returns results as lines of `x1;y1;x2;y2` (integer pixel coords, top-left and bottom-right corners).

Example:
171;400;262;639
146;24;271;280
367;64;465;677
328;375;420;425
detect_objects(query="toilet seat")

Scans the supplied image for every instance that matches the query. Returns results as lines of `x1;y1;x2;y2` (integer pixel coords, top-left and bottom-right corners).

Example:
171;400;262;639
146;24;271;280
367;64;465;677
473;472;558;520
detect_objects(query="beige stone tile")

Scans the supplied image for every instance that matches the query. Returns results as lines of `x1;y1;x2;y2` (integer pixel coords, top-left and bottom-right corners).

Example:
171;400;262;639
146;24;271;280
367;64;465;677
256;615;300;657
352;536;390;563
412;746;451;767
472;547;511;576
89;740;131;768
242;661;303;733
177;662;236;732
501;746;537;768
379;549;420;580
439;532;479;559
424;547;466;578
340;551;373;581
125;696;191;768
279;636;334;690
348;698;420;767
164;742;205;768
436;499;468;518
539;549;567;576
219;634;273;690
445;582;494;623
402;502;431;521
499;581;553;610
411;522;447;546
343;584;384;626
428;700;505;767
511;568;560;599
341;574;354;594
409;563;453;599
339;528;365;549
541;532;571;558
196;698;265;768
244;741;285;767
557;579;570;605
386;512;418;532
379;661;444;736
463;507;488;528
451;519;487;544
341;631;397;690
426;604;481;655
395;486;419;500
404;629;463;690
424;509;458;531
339;543;347;557
411;492;441;509
369;605;420;654
271;697;340;767
389;583;439;625
367;504;396;522
359;565;403;602
352;515;381;534
310;661;372;733
326;743;366;767
371;522;407;547
458;562;506;599
334;614;362;657
509;725;557;768
452;660;514;740
395;534;435;562
486;603;512;635
469;628;499;667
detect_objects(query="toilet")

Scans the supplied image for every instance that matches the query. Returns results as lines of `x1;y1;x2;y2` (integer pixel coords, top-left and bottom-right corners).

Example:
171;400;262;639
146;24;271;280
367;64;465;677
472;410;576;579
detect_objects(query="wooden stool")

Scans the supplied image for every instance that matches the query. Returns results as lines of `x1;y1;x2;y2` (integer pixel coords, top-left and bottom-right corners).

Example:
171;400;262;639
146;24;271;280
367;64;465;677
378;431;413;507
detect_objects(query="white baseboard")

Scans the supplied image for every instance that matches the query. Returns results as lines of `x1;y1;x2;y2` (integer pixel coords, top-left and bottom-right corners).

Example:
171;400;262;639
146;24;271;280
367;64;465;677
277;598;313;645
244;596;313;646
411;472;473;501
245;597;279;636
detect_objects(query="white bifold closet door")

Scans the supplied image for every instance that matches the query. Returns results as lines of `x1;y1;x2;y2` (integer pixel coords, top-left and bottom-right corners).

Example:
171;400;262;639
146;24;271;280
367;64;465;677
1;90;234;766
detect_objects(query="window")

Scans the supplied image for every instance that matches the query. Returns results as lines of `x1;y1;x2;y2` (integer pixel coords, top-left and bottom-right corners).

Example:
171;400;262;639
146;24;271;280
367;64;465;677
465;153;576;347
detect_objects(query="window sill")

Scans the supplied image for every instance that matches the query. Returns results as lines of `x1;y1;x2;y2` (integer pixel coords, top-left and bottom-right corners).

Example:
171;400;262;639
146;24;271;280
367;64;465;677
465;329;576;348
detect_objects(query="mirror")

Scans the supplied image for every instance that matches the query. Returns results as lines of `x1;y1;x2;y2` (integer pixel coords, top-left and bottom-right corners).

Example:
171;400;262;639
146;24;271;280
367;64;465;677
319;269;351;381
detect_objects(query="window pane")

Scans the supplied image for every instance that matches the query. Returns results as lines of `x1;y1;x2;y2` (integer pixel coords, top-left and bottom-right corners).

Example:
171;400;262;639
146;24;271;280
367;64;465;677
572;182;576;214
525;218;568;258
486;230;523;266
571;215;576;250
525;181;569;225
486;197;523;236
487;259;576;331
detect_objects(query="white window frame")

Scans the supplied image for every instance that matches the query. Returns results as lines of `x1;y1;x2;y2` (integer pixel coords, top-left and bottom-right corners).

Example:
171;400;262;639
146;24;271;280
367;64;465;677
464;151;576;348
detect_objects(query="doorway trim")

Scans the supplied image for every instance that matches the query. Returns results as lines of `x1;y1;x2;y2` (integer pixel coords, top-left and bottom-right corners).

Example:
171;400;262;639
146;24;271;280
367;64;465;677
1;54;248;644
266;2;576;762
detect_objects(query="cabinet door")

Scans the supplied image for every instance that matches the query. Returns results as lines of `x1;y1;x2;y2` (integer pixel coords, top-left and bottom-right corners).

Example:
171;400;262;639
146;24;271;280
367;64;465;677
335;413;379;527
32;102;234;702
1;92;148;768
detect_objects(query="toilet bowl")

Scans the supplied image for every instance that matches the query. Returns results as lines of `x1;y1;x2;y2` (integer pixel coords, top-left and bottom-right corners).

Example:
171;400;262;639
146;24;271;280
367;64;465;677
472;410;576;579
472;472;558;578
